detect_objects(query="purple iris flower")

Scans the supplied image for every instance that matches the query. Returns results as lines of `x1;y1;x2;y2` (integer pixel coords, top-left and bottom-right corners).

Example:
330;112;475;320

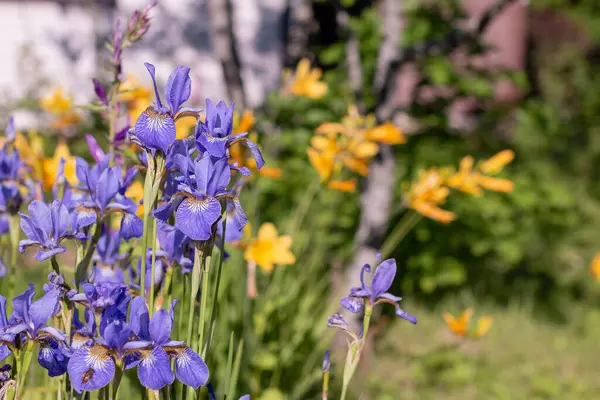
67;320;142;393
70;307;95;350
18;200;87;262
128;297;209;390
154;155;247;241
135;249;168;292
38;336;69;377
133;63;195;153
68;282;130;335
0;364;11;383
195;99;264;169
74;156;143;240
0;143;24;182
0;296;12;362
91;230;128;284
157;221;193;270
6;285;66;342
340;256;417;324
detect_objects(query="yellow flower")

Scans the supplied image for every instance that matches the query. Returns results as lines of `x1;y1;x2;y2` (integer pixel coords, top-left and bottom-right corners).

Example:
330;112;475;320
175;117;197;139
473;316;493;338
119;75;153;123
13;132;44;179
309;106;405;191
282;58;328;99
591;253;600;280
444;309;492;339
405;168;456;224
40;87;81;129
229;110;282;179
244;223;295;273
447;151;515;195
125;181;144;217
479;149;514;174
41;142;78;191
328;180;356;192
443;309;472;336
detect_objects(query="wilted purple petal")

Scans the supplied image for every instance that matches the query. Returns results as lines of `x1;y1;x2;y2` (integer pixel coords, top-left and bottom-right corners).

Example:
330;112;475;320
340;296;363;313
395;306;417;324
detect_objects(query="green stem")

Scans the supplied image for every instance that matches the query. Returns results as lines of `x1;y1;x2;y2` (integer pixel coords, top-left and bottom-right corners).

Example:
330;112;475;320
186;246;203;345
111;365;123;400
75;223;102;287
139;157;155;304
198;254;211;358
17;341;35;398
50;256;61;275
203;221;227;360
148;217;158;315
286;177;321;235
379;210;422;260
340;305;372;400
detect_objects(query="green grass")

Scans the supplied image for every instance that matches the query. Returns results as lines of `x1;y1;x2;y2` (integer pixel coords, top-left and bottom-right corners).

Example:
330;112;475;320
355;300;600;399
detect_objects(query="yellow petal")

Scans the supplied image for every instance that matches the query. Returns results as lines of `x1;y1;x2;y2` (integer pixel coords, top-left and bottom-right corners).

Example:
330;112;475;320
306;82;328;99
591;253;600;280
295;58;311;79
311;136;336;152
476;176;514;193
479;150;514;174
233;109;255;134
273;236;295;265
257;222;278;241
459;156;474;173
315;123;346;136
328;180;356;192
473;316;493;338
342;157;369;176
125;181;144;204
411;201;456;224
259;167;282;179
366;123;407;145
308;148;334;180
443;311;468;336
351;141;379;159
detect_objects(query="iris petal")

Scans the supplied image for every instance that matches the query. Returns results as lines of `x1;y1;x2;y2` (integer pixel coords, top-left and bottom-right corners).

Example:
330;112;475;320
134;107;176;153
67;346;115;393
138;346;174;390
175;197;221;241
174;347;209;389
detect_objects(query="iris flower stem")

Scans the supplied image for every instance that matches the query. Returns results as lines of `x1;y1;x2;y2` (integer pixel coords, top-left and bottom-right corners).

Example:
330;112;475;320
197;254;211;358
286;177;321;235
379;210;422;260
74;223;102;288
139;155;156;307
148;216;159;315
50;256;61;275
16;340;35;399
8;214;19;300
340;305;372;400
186;245;203;346
203;217;227;360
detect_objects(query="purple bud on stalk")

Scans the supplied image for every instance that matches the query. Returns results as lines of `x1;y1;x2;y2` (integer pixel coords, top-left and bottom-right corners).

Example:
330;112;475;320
322;350;330;372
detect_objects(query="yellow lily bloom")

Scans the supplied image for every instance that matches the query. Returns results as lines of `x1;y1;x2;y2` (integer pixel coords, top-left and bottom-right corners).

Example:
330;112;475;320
40;87;81;129
119;75;153;123
228;110;282;179
41;142;78;191
282;58;328;99
479;149;515;174
244;222;295;273
405;168;456;224
444;309;492;339
12;132;44;180
443;309;473;336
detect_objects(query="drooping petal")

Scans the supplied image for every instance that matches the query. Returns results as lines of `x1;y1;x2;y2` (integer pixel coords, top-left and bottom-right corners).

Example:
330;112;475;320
138;346;175;390
377;292;402;303
228;198;247;233
74;206;97;229
134;108;176;153
173;347;209;389
154;196;184;222
371;259;396;299
29;288;61;331
35;246;67;262
239;138;265;170
67;346;115;393
0;296;8;326
38;326;67;341
340;296;363;313
149;309;172;345
395;306;417;324
164;66;191;114
120;213;143;240
38;338;68;377
175;197;221;241
75;157;91;190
